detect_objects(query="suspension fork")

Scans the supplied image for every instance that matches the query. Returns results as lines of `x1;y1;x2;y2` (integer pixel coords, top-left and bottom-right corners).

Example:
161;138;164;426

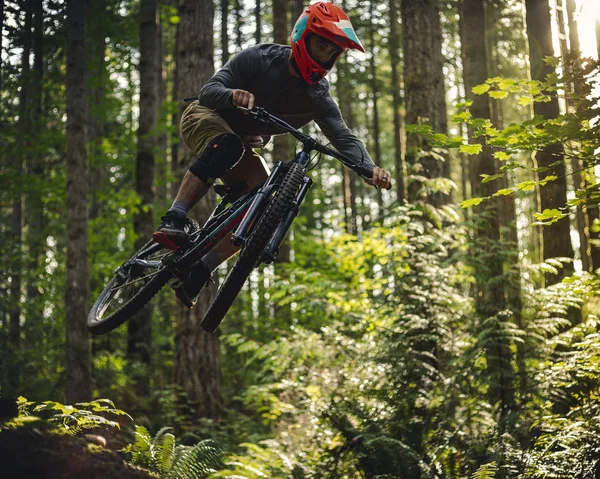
262;176;313;264
231;161;287;247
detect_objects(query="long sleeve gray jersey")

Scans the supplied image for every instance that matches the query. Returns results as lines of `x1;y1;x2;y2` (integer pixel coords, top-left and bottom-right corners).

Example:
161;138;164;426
198;43;375;174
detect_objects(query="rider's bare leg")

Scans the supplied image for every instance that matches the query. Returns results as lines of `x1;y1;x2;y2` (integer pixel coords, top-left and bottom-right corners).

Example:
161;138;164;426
174;170;210;206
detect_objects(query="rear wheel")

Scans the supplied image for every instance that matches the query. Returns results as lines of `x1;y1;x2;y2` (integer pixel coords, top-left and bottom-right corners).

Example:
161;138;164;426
201;162;306;332
87;240;174;335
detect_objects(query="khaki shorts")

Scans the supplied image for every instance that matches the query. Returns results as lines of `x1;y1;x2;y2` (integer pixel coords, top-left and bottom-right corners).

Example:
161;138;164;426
180;101;236;155
180;101;270;184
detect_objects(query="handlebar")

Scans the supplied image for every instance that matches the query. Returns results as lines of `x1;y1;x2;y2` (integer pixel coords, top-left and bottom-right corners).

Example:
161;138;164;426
238;106;373;181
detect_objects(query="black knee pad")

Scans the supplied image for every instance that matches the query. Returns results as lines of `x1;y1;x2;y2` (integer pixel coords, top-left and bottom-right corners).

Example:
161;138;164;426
188;133;244;184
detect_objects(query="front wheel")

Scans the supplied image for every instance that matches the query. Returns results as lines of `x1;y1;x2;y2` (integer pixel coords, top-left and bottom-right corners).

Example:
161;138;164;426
201;162;306;332
87;240;174;335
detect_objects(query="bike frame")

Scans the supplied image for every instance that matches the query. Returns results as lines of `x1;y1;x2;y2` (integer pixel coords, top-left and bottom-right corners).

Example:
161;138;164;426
126;107;370;282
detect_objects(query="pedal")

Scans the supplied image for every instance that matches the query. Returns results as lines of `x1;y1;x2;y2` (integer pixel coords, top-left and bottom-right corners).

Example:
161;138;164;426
153;232;180;253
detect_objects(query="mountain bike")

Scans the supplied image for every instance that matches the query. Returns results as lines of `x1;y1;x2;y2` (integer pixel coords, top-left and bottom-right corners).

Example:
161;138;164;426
87;107;372;335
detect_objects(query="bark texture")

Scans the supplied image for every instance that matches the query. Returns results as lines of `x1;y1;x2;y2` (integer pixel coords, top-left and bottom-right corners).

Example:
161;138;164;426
460;0;515;418
400;0;449;206
525;0;574;284
65;0;91;403
175;0;222;419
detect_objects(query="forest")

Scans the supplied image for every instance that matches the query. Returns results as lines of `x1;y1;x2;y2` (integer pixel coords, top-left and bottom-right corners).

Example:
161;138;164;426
1;0;600;477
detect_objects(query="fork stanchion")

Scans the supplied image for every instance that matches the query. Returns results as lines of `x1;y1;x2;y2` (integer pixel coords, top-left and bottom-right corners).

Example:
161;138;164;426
232;161;285;247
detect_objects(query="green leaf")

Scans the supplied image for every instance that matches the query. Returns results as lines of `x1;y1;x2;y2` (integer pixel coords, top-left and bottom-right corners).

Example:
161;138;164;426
453;111;472;123
516;180;536;191
461;197;485;208
543;55;560;67
539;175;558;186
498;78;517;90
472;84;491;95
460;144;483;155
494;188;514;196
489;90;509;100
169;15;180;24
481;173;504;183
534;208;565;221
447;136;465;147
518;96;533;106
493;151;512;161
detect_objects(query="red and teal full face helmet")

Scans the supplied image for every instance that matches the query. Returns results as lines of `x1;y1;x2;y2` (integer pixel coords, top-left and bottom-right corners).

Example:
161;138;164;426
290;2;365;84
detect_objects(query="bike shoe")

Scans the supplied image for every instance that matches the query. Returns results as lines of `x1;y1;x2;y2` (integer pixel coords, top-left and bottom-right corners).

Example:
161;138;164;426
153;210;196;251
173;262;211;308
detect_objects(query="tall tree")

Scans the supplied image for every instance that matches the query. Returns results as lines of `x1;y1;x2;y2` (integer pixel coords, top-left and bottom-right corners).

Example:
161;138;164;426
7;0;33;398
556;0;592;273
221;0;229;64
254;0;261;44
272;0;291;264
459;0;515;417
400;0;449;207
25;0;45;349
566;0;600;272
388;0;404;204
175;0;222;419
129;0;159;400
65;0;91;403
367;0;383;212
596;19;600;59
525;0;574;284
88;0;107;221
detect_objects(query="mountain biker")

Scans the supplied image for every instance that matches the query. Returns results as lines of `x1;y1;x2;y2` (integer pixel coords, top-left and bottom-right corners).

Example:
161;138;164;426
154;1;393;308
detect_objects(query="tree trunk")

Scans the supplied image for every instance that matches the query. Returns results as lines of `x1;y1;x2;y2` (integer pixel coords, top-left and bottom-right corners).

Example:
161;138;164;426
486;7;526;401
175;0;222;419
8;0;33;399
234;0;242;52
0;0;4;89
525;0;574;285
254;0;261;44
128;0;159;401
171;25;180;200
596;19;600;59
460;0;515;418
388;0;405;204
221;0;229;64
24;0;45;353
368;0;383;213
565;0;596;272
156;14;168;208
87;0;106;221
272;0;291;266
400;0;449;207
335;54;357;235
291;0;303;23
65;0;91;403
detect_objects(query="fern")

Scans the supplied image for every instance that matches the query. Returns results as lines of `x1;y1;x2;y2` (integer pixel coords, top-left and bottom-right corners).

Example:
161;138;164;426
471;462;497;479
16;397;130;435
128;425;224;479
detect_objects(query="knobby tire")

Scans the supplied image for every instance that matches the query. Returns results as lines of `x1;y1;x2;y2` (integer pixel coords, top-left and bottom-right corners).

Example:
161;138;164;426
87;241;173;335
201;162;306;332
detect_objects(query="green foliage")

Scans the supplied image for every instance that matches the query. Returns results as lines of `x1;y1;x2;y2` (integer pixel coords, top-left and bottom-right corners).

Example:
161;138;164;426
471;462;497;479
16;397;130;435
127;425;225;479
209;440;306;478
